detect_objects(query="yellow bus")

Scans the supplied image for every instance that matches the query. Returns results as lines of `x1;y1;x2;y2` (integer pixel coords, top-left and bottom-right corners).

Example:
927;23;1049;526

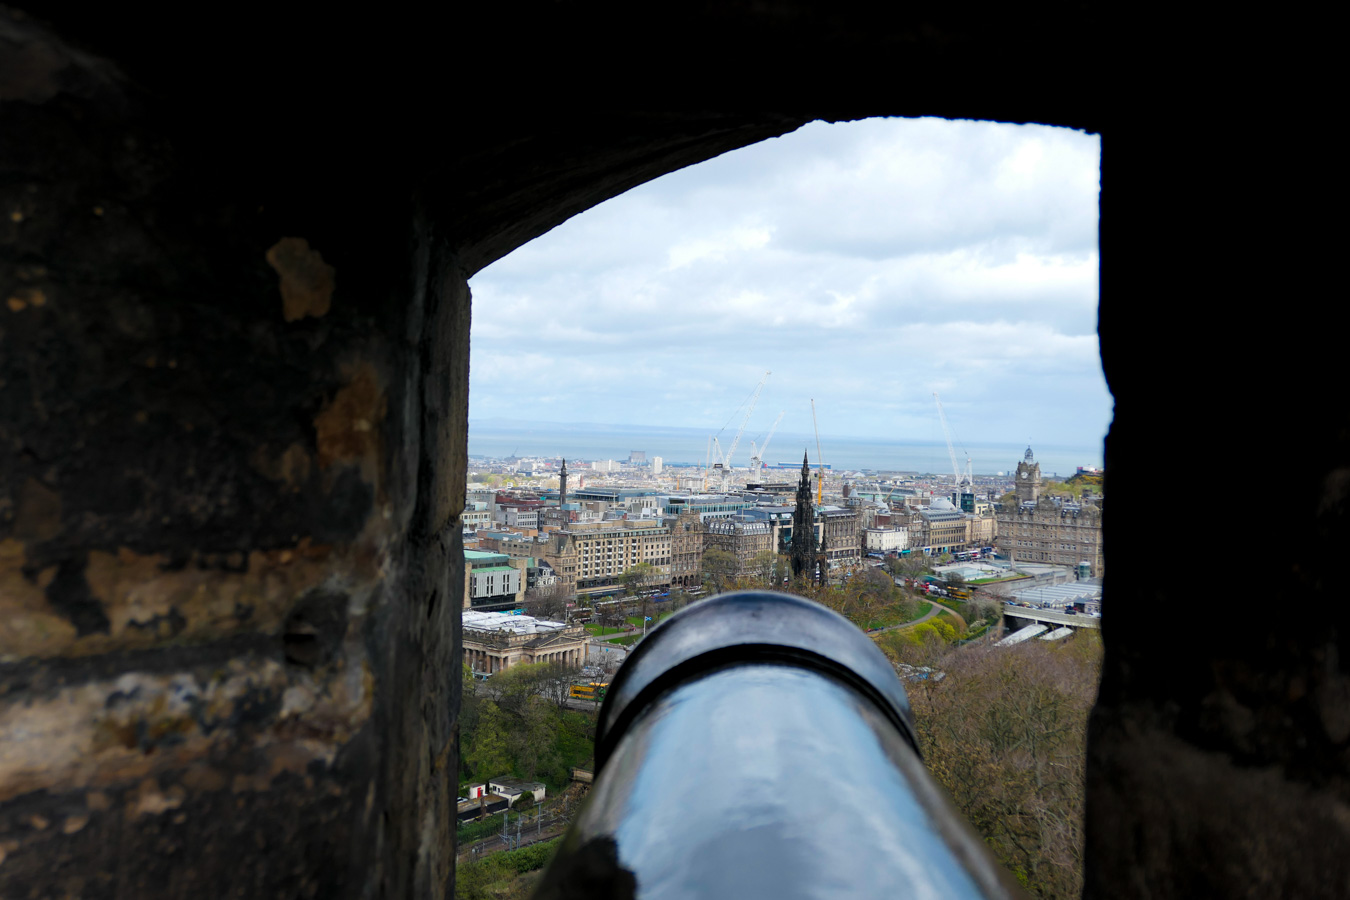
569;682;609;701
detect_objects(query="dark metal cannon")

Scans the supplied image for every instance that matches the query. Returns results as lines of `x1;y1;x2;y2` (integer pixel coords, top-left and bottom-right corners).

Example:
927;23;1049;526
535;591;1020;899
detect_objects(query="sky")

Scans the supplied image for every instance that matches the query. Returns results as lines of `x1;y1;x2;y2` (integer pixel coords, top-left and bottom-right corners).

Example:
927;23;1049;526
468;116;1106;453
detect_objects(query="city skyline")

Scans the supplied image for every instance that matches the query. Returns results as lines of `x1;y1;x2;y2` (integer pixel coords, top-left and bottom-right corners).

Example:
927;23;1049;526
469;116;1104;449
466;418;1101;478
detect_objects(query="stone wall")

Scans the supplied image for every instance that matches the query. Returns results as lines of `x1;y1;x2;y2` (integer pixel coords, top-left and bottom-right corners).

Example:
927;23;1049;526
0;10;466;896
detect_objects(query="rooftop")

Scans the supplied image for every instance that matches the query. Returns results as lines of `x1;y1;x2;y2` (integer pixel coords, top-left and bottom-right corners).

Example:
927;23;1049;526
462;610;569;634
1008;582;1104;606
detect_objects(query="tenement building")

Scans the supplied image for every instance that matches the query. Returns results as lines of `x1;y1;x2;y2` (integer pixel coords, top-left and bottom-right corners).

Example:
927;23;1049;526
541;520;673;596
462;611;587;674
666;510;706;589
703;518;775;577
818;506;863;568
918;498;969;555
994;446;1105;576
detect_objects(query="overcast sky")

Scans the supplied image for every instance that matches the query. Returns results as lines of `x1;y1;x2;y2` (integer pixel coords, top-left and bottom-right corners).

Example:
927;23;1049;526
468;117;1105;452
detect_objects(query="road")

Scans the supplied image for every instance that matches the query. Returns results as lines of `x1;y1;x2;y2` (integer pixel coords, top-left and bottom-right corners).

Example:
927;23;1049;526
1002;605;1099;629
470;680;606;713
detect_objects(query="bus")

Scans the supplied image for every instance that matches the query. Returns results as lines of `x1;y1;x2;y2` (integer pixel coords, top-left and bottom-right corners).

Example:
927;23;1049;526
569;682;609;701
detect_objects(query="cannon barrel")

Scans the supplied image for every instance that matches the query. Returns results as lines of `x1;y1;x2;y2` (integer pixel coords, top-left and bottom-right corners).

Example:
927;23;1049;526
535;591;1019;899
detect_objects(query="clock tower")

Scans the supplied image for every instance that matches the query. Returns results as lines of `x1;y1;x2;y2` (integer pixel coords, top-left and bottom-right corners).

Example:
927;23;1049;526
1014;446;1042;504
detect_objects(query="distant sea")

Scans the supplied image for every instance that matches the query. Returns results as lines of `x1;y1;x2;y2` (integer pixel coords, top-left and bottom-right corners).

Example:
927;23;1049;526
468;419;1103;479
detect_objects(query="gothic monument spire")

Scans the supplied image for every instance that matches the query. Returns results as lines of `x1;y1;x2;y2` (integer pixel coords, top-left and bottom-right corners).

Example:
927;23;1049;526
790;451;815;579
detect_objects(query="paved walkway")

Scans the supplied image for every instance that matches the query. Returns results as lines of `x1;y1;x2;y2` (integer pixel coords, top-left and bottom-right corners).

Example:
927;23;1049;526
871;599;966;635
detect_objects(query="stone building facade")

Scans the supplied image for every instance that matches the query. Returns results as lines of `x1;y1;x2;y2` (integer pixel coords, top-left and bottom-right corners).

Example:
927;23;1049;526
703;519;775;578
666;511;706;589
818;507;862;568
865;527;909;553
462;611;587;674
995;447;1105;576
966;512;997;548
996;498;1105;576
918;499;969;555
541;520;673;596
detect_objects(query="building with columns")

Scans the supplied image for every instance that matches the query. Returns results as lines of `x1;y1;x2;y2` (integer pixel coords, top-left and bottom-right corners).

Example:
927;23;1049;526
462;611;588;674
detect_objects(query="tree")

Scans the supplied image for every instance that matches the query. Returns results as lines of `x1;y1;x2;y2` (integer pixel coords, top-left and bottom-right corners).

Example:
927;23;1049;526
619;562;656;596
887;550;930;582
616;562;659;625
909;636;1101;899
523;581;570;621
463;700;512;781
597;603;626;632
531;660;582;711
749;550;781;586
665;590;690;613
700;548;738;595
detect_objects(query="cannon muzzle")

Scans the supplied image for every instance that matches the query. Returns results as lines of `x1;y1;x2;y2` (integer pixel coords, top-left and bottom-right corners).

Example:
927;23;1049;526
535;591;1020;899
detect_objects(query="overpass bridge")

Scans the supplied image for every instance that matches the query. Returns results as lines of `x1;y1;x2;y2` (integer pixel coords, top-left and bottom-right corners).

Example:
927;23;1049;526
1002;605;1100;631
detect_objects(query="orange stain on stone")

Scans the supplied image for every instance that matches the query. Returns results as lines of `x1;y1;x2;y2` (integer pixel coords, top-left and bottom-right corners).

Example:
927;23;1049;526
314;364;385;470
266;237;335;322
0;539;72;662
250;441;311;491
6;287;46;311
0;542;356;662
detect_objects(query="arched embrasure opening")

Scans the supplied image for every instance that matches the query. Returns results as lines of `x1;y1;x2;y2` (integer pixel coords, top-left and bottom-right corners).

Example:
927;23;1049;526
460;116;1106;897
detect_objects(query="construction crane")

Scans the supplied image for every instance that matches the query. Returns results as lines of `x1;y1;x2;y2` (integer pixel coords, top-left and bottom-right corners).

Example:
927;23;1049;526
810;398;825;505
749;410;785;480
933;392;973;495
707;437;718;493
710;371;770;492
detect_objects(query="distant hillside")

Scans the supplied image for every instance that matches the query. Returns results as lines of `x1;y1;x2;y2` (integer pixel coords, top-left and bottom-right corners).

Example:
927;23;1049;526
1065;471;1103;489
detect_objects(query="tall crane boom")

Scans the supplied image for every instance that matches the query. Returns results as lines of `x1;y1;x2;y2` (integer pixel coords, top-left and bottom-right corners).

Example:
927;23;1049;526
750;410;785;478
718;371;770;491
811;399;825;505
724;372;770;471
707;437;718;493
933;392;971;491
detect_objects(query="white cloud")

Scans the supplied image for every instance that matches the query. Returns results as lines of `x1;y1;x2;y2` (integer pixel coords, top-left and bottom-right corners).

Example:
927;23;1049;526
665;226;772;270
469;117;1105;447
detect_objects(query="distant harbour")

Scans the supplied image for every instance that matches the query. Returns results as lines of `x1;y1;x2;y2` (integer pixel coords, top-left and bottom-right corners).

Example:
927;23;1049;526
468;419;1104;479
